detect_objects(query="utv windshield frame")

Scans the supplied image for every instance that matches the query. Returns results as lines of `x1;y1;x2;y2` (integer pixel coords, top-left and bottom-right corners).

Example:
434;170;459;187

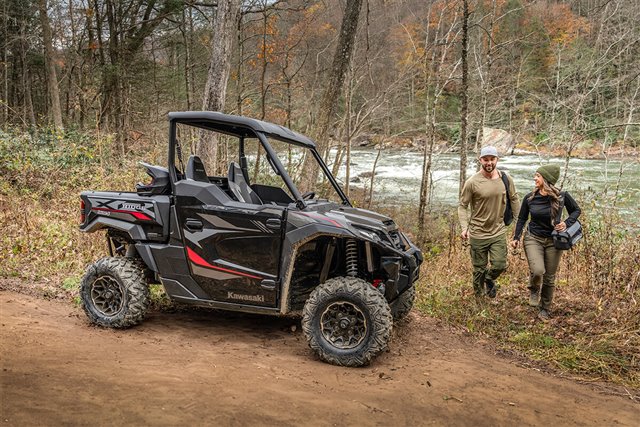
167;111;351;208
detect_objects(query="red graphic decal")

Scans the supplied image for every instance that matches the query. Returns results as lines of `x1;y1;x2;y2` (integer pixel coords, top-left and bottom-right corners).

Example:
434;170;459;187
186;247;262;280
91;207;153;221
299;212;342;228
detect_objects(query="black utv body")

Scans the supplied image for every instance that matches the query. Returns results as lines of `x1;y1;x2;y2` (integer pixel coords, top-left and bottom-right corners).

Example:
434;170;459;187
79;111;423;366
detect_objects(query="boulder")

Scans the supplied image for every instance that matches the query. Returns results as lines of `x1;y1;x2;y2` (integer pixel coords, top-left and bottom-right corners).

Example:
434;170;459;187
481;127;515;155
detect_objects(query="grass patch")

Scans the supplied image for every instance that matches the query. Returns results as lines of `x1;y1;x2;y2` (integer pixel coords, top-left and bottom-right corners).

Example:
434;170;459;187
62;276;81;291
149;284;173;310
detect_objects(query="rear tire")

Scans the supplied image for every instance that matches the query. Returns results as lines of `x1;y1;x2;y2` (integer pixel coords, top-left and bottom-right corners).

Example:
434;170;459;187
302;276;392;367
391;285;416;321
80;257;150;328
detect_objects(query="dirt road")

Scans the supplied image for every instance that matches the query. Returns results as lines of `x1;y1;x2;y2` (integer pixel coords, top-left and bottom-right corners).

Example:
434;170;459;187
0;289;637;426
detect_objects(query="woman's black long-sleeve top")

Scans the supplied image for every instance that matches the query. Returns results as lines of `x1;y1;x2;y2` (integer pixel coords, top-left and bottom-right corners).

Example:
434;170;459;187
513;191;581;240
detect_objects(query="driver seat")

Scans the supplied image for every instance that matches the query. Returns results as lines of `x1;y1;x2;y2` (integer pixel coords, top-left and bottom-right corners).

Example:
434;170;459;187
228;162;262;204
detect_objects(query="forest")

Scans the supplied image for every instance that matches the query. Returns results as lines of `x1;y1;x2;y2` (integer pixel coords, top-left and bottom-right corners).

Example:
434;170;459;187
1;0;638;386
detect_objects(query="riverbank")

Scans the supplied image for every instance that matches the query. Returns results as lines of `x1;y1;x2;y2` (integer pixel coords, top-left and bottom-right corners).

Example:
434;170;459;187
353;135;639;160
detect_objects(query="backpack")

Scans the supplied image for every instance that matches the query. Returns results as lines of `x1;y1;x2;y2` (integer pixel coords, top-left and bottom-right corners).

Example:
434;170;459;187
500;171;513;226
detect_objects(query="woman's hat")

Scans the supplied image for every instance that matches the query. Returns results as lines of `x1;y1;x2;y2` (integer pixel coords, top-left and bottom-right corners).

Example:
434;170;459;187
537;164;560;185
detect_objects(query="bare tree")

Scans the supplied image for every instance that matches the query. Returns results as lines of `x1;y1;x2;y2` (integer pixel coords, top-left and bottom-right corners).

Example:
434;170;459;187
302;0;364;186
200;0;242;169
415;1;461;238
38;0;63;130
459;0;470;196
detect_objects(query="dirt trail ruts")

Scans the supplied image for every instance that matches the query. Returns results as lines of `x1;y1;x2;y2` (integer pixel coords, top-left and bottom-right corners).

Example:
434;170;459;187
0;289;637;426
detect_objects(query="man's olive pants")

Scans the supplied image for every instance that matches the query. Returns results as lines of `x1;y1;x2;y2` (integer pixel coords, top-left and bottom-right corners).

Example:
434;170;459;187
469;234;507;296
523;232;562;310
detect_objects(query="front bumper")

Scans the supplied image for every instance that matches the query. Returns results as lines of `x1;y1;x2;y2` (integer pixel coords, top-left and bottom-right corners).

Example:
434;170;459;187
382;244;422;302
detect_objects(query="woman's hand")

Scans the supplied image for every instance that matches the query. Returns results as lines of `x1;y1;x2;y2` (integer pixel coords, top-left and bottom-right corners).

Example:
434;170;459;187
554;221;567;232
510;240;519;249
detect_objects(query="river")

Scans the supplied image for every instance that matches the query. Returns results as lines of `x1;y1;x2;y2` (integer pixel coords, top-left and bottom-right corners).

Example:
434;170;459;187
334;149;640;213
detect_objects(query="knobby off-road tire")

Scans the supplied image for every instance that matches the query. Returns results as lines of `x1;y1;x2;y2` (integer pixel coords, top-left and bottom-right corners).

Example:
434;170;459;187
80;257;150;328
131;257;156;284
391;285;416;321
302;276;392;367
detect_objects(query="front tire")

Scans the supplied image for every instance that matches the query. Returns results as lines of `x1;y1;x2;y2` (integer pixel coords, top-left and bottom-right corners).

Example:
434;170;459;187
391;285;416;321
80;257;150;328
302;276;392;367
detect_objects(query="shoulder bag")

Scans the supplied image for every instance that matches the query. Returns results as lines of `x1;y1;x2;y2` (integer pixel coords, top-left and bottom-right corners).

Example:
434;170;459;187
551;192;583;250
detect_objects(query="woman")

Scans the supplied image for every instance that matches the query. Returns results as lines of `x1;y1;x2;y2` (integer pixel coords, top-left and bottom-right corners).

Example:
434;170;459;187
510;164;581;321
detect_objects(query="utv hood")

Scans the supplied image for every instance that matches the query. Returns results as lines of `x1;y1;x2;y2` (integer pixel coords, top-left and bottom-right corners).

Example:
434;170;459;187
288;202;410;251
323;205;394;229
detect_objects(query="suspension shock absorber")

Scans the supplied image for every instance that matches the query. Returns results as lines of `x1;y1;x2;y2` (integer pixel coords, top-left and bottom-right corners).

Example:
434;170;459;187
345;239;358;277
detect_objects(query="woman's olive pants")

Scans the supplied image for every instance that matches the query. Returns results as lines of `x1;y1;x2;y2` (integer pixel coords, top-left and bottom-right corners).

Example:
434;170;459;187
523;232;563;310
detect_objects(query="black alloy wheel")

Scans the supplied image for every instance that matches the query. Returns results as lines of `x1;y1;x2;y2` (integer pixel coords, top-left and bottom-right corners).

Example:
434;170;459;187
302;276;392;367
320;301;367;349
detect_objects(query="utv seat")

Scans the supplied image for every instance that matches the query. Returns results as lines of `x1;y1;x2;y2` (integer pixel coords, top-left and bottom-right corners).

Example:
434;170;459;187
179;155;233;206
228;162;262;204
186;155;209;182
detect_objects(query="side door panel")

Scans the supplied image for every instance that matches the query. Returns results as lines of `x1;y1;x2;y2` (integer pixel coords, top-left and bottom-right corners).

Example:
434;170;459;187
175;183;283;307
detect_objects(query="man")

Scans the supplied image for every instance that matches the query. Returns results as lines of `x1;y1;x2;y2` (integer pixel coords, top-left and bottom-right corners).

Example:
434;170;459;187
458;146;520;298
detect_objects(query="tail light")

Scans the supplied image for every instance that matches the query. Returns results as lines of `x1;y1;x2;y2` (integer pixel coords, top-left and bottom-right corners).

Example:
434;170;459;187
80;199;86;224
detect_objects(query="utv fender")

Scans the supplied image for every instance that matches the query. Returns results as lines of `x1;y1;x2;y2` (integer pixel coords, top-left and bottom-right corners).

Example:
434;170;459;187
279;225;358;314
134;243;159;273
82;217;147;241
285;223;357;247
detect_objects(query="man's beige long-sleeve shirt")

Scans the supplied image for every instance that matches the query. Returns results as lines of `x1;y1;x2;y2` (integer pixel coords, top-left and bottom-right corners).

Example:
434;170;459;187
458;170;520;239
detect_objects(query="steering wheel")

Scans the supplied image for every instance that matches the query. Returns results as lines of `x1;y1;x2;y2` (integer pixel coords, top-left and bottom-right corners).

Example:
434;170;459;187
302;191;316;200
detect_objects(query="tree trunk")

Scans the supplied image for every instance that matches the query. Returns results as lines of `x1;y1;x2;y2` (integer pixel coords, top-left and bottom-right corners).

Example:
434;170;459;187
200;0;242;170
459;0;470;197
19;21;36;127
253;9;270;183
303;0;363;185
235;14;245;116
417;2;460;239
2;0;9;126
38;0;63;130
180;7;195;111
476;0;497;151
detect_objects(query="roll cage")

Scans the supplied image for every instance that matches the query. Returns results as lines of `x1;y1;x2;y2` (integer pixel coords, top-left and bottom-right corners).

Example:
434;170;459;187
167;111;351;209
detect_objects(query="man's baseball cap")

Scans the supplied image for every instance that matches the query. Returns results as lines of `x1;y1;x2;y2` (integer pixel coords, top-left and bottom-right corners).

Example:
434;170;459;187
479;146;499;158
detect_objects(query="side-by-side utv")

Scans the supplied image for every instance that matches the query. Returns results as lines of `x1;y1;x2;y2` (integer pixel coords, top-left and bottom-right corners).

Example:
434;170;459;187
79;111;423;366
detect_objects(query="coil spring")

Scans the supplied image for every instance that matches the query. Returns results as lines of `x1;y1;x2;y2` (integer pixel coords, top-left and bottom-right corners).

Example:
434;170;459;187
345;239;358;277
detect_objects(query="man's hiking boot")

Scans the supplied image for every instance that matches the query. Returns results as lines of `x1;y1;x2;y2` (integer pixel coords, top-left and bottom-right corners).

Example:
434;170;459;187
529;291;539;307
537;309;550;321
485;279;497;298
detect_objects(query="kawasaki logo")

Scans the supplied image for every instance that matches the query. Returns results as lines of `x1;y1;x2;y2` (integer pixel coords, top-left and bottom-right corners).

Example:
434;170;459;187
227;292;265;303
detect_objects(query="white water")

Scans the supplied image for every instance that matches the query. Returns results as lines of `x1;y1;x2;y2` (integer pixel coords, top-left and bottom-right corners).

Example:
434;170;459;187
330;149;640;211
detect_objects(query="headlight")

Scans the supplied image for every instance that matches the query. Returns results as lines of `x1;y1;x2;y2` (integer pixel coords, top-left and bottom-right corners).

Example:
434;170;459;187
356;228;380;242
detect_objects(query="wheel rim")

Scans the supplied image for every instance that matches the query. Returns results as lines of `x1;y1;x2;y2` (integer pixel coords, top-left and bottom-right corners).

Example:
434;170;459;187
90;275;124;316
320;301;367;349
